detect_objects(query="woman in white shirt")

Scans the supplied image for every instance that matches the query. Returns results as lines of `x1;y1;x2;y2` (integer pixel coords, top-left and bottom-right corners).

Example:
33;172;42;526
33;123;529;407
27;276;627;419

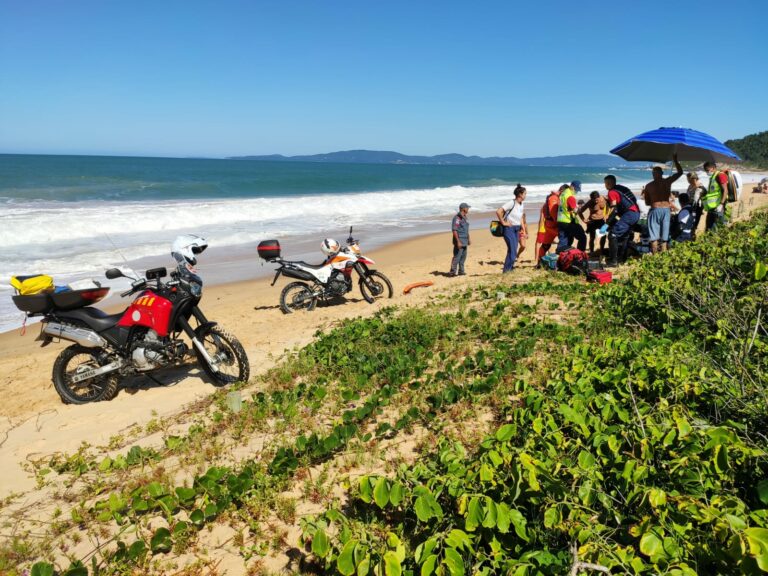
495;184;528;273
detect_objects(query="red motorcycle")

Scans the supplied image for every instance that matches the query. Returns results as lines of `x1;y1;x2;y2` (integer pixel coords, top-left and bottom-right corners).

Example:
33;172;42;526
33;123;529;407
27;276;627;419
12;256;249;405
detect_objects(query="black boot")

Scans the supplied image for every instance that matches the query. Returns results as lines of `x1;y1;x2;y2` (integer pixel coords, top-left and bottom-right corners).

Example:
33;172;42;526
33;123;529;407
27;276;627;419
606;236;619;267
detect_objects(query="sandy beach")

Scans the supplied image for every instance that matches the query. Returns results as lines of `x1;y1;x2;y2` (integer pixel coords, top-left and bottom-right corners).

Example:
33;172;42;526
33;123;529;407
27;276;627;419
1;185;766;500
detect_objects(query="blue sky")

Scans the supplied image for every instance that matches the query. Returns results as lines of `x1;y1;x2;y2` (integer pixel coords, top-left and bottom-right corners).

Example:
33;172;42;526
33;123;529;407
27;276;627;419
1;0;766;158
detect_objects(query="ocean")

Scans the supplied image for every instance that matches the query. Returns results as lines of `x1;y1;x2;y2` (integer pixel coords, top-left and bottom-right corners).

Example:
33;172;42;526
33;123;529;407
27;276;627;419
0;153;699;332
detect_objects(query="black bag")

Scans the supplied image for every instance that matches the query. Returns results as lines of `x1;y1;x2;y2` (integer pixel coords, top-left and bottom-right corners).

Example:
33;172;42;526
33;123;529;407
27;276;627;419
489;220;504;237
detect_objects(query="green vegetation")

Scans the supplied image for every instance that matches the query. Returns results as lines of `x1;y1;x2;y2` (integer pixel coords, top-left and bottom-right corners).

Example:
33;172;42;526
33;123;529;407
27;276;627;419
725;131;768;169
16;212;768;575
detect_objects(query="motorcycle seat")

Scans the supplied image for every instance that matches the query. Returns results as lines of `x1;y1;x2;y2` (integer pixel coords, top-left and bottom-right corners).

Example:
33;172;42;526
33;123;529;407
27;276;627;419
286;261;327;270
56;307;123;332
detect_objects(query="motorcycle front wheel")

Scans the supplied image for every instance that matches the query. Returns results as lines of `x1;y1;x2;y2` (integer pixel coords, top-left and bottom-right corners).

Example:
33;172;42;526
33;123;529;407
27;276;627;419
280;281;317;314
359;271;394;304
52;345;119;404
194;325;250;386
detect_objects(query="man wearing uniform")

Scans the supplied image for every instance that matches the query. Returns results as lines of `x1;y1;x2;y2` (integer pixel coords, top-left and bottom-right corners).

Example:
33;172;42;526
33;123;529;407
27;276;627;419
556;180;587;253
702;162;730;231
604;174;641;267
535;186;563;267
450;202;470;276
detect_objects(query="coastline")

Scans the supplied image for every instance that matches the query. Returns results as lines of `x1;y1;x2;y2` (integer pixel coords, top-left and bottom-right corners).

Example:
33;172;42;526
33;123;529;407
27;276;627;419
0;185;765;498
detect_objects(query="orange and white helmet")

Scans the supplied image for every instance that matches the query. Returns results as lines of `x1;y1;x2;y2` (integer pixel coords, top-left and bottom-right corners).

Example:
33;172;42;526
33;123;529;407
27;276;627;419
320;238;340;256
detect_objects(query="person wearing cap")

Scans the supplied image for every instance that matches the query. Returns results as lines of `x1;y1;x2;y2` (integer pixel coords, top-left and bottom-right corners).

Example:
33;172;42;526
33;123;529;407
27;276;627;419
450;202;471;276
496;184;528;273
641;154;683;253
556;180;587;253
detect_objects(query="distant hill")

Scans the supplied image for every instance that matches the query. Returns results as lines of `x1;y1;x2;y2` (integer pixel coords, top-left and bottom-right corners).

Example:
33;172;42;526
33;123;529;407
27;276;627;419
230;149;633;167
724;131;768;168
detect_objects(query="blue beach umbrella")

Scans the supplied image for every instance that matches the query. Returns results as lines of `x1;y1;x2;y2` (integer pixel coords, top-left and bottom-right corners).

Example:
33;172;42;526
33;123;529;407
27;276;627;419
610;127;741;163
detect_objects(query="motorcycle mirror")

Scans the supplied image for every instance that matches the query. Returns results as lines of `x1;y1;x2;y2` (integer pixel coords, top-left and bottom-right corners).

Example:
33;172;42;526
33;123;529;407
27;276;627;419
105;268;124;280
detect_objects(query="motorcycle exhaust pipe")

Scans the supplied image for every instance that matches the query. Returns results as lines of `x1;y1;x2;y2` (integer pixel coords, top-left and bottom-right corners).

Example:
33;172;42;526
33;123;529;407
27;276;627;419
43;322;107;348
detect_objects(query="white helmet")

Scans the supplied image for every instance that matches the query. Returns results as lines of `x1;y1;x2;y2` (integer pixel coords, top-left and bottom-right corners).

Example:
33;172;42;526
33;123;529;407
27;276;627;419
320;238;340;256
171;234;208;266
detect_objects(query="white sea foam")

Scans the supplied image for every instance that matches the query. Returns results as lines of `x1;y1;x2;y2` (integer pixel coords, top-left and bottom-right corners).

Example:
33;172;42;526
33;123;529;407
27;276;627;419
3;172;764;333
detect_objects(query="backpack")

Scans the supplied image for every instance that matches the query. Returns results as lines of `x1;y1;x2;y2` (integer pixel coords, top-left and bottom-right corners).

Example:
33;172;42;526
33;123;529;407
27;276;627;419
614;184;639;214
542;192;558;222
557;248;589;275
10;274;54;295
724;170;742;203
489;220;504;237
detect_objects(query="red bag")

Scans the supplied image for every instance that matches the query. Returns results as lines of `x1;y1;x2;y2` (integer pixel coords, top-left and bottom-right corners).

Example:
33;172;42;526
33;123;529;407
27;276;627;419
587;270;613;284
557;248;589;274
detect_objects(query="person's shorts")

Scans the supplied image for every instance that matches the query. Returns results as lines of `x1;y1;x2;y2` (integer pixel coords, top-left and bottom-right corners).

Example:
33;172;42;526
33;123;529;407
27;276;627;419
536;227;558;245
647;208;671;242
586;219;606;234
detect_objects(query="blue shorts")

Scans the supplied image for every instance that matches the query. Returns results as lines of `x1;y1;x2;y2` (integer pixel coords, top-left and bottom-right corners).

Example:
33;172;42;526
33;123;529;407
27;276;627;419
647;207;670;242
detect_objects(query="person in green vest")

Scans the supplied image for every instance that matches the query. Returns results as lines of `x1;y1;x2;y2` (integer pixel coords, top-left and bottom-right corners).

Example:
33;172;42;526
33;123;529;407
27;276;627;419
556;180;587;253
702;162;729;231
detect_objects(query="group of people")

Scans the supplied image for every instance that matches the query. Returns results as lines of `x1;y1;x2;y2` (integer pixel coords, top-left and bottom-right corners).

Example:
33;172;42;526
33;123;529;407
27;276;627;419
449;157;735;276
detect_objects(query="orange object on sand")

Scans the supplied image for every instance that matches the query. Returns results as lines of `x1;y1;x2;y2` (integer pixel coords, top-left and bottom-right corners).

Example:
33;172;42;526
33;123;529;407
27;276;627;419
403;281;434;294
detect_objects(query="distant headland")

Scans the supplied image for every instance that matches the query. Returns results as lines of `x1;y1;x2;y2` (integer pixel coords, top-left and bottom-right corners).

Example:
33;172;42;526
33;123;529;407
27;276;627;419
229;149;639;168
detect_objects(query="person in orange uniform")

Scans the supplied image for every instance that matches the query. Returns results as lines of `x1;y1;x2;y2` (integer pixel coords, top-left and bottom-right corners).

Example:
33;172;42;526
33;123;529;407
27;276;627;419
534;185;564;267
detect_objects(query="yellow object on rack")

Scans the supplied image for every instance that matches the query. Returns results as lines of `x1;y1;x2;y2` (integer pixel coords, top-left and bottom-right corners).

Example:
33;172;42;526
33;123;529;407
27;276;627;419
10;275;54;295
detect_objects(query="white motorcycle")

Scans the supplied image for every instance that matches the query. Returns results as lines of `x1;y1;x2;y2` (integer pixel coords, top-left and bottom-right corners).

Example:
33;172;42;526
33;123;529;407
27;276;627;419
258;228;393;314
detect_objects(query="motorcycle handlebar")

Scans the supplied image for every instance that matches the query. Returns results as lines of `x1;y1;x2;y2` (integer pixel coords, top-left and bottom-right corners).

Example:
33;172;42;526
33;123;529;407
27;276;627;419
121;279;147;298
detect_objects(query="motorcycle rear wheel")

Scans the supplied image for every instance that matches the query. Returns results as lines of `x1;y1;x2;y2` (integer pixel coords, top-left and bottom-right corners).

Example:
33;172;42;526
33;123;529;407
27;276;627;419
52;345;119;404
280;282;317;314
194;325;250;386
359;271;394;303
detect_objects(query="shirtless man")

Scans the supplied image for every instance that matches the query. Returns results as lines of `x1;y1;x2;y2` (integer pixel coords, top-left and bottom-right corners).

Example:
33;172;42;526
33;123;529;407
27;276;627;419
642;153;682;253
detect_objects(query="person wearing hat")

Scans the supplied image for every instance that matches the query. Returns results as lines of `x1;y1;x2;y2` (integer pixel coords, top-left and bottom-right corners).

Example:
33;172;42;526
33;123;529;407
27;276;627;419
450;202;471;276
496;184;528;273
556;180;587;253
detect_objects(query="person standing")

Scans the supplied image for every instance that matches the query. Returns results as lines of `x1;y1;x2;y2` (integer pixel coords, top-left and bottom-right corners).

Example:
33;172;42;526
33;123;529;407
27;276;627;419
577;190;608;255
642;154;683;253
556;180;587;252
685;172;707;237
450;202;470;276
534;186;562;267
496;184;527;273
702;162;730;231
604;174;641;267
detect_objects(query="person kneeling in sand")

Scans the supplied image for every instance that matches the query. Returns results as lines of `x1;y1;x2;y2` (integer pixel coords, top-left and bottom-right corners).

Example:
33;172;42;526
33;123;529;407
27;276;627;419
673;192;695;242
578;190;608;255
753;178;768;195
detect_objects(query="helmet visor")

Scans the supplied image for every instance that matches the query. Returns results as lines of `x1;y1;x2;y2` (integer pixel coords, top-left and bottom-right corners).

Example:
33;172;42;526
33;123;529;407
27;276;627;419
192;245;207;255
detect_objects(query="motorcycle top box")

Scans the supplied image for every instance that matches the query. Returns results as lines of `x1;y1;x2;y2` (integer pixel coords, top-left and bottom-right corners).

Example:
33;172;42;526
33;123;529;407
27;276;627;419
12;287;110;315
52;287;110;310
12;292;53;314
257;239;281;260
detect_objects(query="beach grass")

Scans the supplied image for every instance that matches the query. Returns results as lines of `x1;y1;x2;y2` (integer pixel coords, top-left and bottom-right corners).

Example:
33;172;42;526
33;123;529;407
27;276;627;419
5;205;768;575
